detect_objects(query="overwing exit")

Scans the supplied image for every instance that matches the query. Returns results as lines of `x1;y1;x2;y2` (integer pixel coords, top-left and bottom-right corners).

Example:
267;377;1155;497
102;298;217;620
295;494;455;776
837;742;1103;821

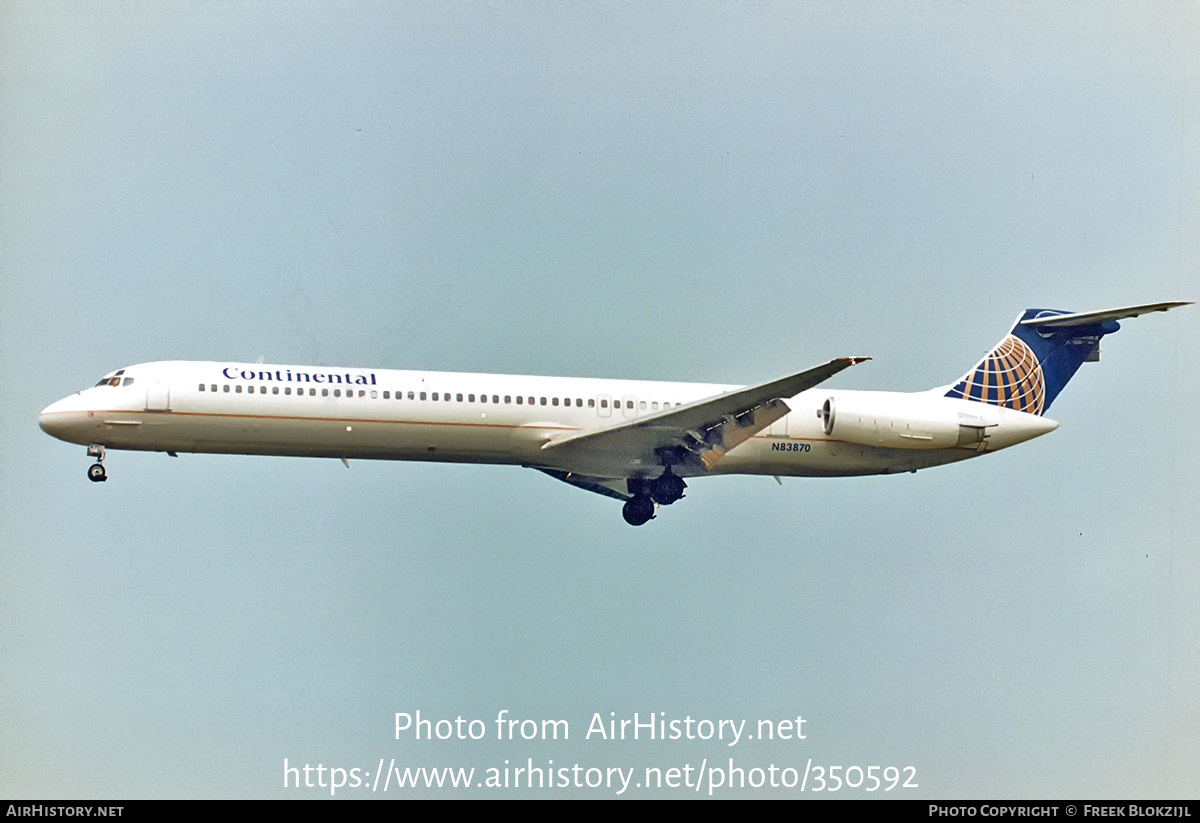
39;302;1188;525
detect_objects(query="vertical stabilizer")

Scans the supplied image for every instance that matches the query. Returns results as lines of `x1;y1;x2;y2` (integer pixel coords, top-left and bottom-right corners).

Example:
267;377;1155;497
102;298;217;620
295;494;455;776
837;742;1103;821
943;302;1188;414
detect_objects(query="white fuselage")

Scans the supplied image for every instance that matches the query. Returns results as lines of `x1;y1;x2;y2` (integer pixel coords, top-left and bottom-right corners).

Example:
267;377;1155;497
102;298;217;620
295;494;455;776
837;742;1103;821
39;360;1059;482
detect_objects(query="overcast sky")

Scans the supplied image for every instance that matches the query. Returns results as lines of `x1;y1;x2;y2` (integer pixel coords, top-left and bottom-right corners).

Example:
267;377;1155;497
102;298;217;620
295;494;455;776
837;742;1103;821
2;1;1197;798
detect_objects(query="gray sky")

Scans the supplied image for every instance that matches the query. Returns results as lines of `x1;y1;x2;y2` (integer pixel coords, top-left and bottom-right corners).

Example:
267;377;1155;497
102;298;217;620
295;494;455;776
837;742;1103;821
2;1;1197;798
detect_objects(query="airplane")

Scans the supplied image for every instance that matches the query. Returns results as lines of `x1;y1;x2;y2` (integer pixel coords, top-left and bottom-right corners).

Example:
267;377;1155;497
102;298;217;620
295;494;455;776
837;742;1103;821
39;301;1188;526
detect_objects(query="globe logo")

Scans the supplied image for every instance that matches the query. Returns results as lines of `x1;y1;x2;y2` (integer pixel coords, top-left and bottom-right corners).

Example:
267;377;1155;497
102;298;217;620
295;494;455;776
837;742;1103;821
949;335;1045;415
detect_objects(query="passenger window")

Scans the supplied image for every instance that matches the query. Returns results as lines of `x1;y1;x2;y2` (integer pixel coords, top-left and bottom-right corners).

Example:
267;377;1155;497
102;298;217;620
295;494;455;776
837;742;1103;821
272;386;279;395
322;389;329;397
552;397;559;406
199;384;205;391
334;389;341;397
600;399;607;408
517;396;523;405
457;393;463;402
236;385;242;393
588;399;595;408
371;391;377;399
210;384;217;392
540;397;547;406
494;395;501;404
285;387;291;395
469;394;475;403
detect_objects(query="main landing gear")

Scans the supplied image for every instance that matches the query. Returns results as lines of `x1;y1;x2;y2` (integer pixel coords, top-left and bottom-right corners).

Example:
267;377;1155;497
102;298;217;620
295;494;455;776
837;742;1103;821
621;469;688;526
86;444;107;483
622;495;655;526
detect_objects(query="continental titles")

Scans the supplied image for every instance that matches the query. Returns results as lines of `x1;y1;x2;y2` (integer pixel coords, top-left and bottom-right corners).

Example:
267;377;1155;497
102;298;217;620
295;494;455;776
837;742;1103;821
221;366;377;386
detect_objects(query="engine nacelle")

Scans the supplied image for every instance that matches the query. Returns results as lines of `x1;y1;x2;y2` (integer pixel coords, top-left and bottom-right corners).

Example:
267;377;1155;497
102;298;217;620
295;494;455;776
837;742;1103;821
821;395;988;450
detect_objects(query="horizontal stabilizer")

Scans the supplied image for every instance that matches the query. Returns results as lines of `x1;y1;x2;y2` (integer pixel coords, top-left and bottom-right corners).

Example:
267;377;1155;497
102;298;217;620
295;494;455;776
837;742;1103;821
1020;301;1191;329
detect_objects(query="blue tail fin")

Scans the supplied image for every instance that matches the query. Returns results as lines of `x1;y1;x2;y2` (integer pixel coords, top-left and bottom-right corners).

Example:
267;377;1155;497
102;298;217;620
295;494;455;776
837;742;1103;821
943;302;1187;414
944;308;1115;415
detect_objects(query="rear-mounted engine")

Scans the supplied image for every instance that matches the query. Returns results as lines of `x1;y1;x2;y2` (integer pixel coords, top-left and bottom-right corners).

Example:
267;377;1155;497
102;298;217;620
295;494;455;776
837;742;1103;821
821;396;989;450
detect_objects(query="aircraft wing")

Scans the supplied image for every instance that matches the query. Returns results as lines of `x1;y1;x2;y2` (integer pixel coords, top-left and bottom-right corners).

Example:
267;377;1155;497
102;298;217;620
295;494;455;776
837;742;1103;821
533;468;634;501
539;357;868;474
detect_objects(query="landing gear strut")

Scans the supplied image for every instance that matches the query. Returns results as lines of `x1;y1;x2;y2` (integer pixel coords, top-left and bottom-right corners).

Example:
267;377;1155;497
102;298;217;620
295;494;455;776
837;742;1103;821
86;444;107;483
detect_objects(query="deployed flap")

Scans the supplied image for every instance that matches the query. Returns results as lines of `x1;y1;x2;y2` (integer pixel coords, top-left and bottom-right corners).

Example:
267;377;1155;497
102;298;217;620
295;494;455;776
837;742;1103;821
540;357;868;472
1020;301;1190;329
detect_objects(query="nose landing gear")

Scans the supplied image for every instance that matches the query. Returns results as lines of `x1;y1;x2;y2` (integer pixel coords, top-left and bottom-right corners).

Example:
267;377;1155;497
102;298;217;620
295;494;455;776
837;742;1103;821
86;444;107;482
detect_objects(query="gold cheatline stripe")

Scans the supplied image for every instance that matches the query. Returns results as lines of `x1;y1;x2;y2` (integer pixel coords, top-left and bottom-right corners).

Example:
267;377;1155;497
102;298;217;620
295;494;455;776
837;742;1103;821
45;408;579;433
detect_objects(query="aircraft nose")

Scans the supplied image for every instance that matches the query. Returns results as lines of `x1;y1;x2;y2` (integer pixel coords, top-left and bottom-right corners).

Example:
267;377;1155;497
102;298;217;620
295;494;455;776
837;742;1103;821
39;397;78;441
39;402;61;435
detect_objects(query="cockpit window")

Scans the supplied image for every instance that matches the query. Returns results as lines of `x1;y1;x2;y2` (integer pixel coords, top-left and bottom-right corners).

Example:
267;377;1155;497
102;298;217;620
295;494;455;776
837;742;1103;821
122;377;135;386
94;369;131;388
